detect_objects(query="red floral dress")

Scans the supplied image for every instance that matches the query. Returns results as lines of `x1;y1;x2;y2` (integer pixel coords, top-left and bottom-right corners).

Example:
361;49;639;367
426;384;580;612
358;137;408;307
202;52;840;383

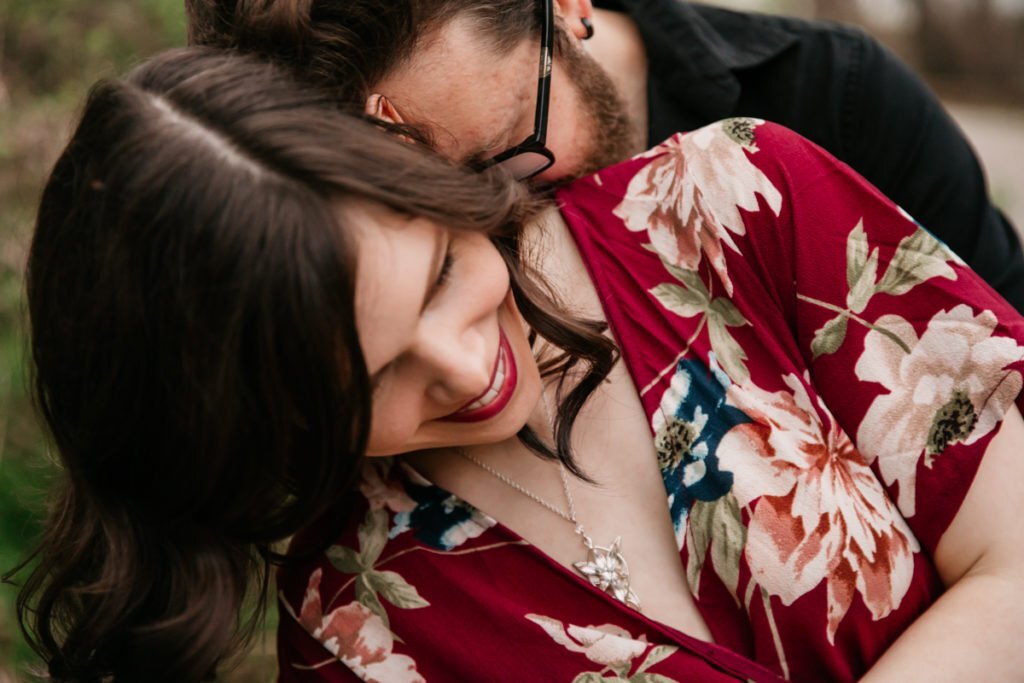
276;121;1024;682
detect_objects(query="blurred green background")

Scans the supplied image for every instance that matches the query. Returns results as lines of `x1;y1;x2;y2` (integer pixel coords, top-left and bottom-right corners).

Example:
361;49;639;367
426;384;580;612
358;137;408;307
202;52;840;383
0;0;1021;680
0;1;280;680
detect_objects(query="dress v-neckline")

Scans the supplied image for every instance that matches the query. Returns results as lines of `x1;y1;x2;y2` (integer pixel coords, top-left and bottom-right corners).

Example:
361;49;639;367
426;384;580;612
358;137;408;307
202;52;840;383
392;459;782;682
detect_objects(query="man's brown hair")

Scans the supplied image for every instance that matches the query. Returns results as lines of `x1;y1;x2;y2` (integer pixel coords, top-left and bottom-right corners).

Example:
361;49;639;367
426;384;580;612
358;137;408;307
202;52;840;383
186;0;542;106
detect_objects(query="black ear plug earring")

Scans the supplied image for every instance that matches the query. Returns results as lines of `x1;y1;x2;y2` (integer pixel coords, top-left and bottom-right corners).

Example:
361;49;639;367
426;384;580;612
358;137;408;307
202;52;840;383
581;17;594;40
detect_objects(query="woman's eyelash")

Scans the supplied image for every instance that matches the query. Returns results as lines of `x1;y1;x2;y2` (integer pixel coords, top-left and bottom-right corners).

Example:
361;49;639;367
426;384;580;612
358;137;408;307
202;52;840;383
370;241;455;399
436;245;455;288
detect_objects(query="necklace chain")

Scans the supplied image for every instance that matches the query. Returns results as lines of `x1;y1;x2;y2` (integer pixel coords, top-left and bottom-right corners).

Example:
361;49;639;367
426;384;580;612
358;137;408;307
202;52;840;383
456;389;581;532
456;449;585;537
454;389;640;609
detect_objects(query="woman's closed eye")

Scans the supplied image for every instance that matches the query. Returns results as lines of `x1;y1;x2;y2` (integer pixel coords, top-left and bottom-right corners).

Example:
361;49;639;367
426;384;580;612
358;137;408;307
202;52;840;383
435;243;455;291
371;236;458;396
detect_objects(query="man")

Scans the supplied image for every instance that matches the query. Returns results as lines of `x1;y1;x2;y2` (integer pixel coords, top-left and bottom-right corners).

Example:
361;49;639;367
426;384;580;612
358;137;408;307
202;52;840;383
187;0;1024;310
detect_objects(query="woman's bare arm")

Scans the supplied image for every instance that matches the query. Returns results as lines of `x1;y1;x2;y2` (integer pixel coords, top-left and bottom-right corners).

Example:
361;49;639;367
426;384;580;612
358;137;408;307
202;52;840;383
861;403;1024;681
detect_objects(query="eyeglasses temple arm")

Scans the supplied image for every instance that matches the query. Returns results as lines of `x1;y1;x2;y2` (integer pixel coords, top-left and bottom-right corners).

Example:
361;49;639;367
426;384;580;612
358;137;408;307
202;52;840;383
534;0;554;142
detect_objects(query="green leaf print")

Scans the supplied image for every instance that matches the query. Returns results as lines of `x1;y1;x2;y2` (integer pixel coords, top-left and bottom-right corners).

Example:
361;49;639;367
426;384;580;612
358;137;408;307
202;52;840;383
631;675;678;683
327;507;434;639
651;283;706;319
635;645;678;673
610;662;632;678
686;502;712;595
685;493;747;604
325;545;365;574
845;219;870;291
645;245;711;300
672;263;710;299
708;297;747;327
875;228;957;297
645;245;753;385
709;493;747;605
801;219;948;359
844;220;880;314
708;318;750;384
810;314;849;360
572;673;611;683
356;573;390;628
367;569;431;609
358;507;389;565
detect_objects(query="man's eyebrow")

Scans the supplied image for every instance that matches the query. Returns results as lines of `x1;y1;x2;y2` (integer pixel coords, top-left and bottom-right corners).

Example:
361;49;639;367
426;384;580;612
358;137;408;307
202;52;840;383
421;228;447;314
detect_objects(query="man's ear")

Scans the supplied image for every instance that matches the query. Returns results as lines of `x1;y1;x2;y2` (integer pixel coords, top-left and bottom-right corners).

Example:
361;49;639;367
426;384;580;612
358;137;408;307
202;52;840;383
364;94;405;125
554;0;595;40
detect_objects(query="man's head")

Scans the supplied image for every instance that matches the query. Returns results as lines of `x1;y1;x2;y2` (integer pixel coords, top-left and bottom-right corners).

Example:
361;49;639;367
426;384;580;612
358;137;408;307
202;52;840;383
186;0;638;181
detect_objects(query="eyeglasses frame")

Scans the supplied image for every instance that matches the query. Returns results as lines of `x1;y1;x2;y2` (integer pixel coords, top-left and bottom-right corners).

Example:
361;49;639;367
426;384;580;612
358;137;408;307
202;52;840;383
482;0;555;179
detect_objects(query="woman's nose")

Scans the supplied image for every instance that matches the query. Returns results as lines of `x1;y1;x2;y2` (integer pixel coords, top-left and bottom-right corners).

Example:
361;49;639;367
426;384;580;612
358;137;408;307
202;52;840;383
416;330;493;407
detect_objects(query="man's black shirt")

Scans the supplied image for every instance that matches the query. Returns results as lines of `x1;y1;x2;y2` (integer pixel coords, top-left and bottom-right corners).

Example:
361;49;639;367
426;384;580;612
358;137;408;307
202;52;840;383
598;1;1024;311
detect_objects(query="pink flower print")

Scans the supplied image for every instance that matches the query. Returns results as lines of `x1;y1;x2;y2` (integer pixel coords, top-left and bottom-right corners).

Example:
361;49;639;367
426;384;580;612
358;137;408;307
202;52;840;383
359;459;417;514
290;569;424;683
718;374;919;642
613;119;783;295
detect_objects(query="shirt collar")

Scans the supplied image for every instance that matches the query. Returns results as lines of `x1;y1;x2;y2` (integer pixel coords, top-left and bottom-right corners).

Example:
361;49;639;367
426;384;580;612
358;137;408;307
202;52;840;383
601;0;798;119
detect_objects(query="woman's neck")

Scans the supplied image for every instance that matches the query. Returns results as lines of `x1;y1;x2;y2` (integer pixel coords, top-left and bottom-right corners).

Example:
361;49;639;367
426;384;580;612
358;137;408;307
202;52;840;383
521;205;607;322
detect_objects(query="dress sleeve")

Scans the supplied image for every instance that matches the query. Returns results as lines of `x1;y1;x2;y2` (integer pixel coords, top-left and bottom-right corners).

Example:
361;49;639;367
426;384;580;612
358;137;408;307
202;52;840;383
740;121;1024;554
839;31;1024;312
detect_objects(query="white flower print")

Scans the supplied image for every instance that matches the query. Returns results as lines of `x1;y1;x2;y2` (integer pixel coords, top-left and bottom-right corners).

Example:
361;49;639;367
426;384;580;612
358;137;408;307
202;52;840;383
855;304;1024;516
526;614;648;668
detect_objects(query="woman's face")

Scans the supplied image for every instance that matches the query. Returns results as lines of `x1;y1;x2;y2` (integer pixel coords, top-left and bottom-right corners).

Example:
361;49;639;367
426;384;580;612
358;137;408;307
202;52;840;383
348;200;543;456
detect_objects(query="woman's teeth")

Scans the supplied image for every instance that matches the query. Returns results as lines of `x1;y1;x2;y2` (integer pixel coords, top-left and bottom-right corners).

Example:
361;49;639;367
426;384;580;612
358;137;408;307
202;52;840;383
457;345;507;413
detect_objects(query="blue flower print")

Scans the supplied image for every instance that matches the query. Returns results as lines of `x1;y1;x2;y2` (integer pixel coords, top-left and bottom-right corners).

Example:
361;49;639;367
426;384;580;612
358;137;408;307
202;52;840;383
390;474;495;551
651;358;749;543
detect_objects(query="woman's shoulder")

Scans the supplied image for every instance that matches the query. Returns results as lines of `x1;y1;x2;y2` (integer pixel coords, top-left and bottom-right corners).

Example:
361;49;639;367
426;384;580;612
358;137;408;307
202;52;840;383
557;118;848;232
659;119;840;190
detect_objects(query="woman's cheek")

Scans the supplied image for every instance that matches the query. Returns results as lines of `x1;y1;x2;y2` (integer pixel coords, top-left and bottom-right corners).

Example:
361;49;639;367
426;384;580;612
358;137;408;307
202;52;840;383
366;402;407;456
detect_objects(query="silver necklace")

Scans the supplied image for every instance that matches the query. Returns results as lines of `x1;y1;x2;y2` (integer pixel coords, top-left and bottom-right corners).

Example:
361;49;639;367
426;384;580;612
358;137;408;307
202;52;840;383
456;438;641;610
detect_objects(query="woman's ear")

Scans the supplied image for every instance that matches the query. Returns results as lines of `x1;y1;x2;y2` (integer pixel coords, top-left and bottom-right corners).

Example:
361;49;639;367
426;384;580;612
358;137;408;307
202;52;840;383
554;0;595;41
364;94;405;125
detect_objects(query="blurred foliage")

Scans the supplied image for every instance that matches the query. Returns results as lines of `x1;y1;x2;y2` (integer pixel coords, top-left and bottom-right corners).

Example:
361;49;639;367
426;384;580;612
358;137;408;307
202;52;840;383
1;0;191;677
0;0;186;100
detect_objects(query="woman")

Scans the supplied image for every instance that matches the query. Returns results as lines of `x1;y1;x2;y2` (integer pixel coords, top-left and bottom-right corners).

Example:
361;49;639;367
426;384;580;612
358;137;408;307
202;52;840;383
14;49;1024;682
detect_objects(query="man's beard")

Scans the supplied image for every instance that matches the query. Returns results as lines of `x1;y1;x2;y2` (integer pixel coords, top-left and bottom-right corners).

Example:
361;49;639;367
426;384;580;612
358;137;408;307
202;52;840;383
556;29;642;180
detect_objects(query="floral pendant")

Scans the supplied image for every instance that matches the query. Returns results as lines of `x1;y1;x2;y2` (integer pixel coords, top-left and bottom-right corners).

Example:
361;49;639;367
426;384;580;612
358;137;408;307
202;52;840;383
573;535;641;610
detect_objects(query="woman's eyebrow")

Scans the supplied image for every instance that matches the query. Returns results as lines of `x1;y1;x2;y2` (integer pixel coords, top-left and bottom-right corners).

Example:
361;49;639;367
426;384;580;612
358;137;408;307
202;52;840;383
420;229;447;314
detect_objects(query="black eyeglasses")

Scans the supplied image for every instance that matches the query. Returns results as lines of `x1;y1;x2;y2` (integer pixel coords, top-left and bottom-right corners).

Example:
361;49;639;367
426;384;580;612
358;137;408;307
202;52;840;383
479;0;555;180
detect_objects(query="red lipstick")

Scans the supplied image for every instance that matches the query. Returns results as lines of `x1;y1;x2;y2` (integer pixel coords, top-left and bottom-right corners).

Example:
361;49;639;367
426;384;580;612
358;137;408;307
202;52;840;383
440;330;518;423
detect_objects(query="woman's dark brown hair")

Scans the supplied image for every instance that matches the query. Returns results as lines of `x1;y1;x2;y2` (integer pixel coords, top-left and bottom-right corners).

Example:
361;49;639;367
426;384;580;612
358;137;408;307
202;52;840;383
10;47;614;681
